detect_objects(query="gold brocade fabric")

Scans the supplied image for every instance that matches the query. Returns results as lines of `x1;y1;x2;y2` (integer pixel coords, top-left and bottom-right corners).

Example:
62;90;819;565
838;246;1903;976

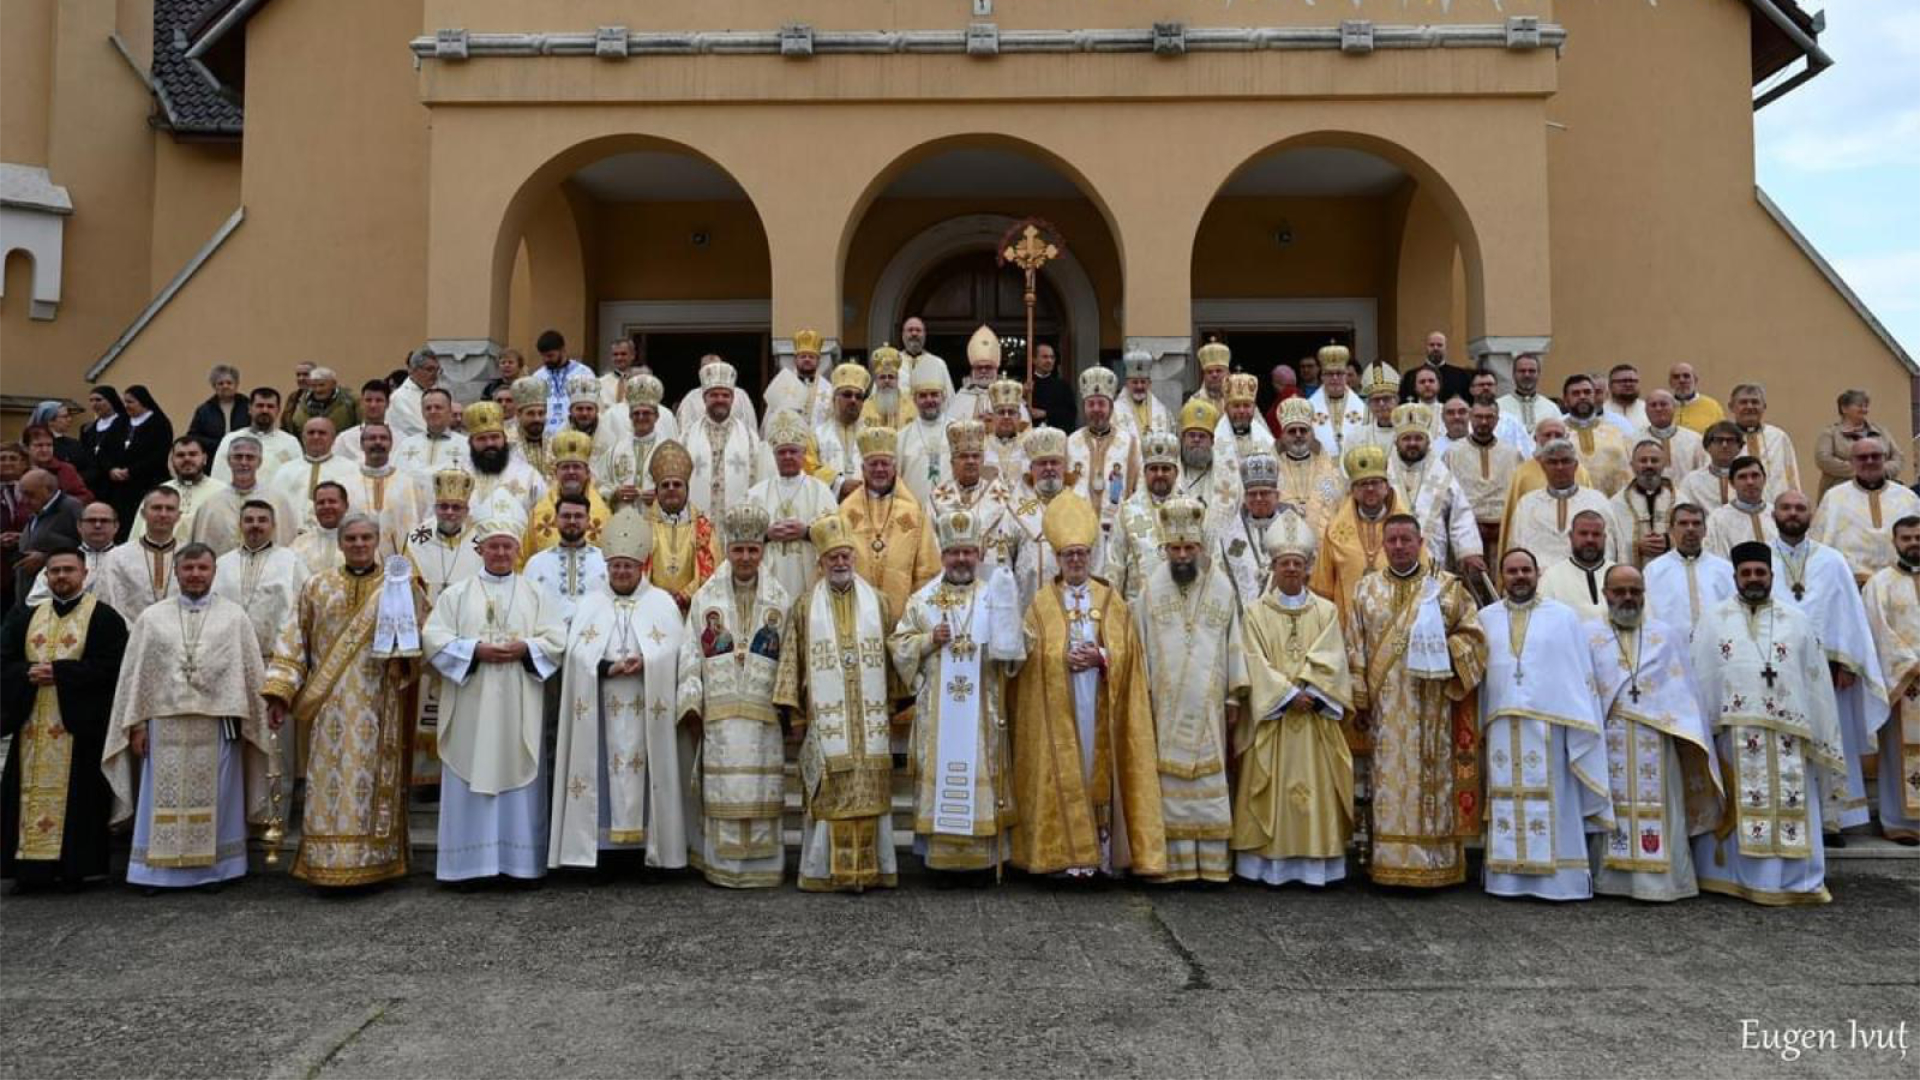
16;597;96;861
1862;567;1920;824
520;487;612;568
841;488;941;617
1007;581;1167;876
1346;570;1487;887
264;568;426;886
1234;592;1355;862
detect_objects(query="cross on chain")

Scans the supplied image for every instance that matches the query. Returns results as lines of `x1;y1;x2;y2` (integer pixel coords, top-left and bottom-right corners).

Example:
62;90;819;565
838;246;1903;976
1761;663;1779;688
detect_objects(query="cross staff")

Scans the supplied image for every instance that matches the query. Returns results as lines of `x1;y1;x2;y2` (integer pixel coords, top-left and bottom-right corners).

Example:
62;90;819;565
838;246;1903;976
999;219;1062;405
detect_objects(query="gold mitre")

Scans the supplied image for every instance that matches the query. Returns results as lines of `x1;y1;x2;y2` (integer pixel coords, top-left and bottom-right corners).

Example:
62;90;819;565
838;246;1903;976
1360;361;1400;399
792;328;824;356
1157;497;1207;546
1343;444;1389;483
510;375;547;409
868;344;903;378
1122;349;1153;380
1225;372;1259;405
966;325;1002;366
1079;366;1118;402
1196;339;1232;372
1318;342;1352;370
463;401;505;436
699;359;738;391
935;508;984;552
566;374;600;406
1392;402;1433;439
946;419;987;455
1240;451;1280;491
551;429;593;465
1264;507;1318;560
1278;397;1315;430
766;409;811;450
649;438;693;483
809;512;855;556
625;372;665;409
722;504;771;547
1023;425;1067;462
433;468;474;503
601;506;655;563
1141;429;1180;467
987;376;1025;411
1180;396;1222;434
855;425;898;459
1041;490;1099;552
830;362;871;394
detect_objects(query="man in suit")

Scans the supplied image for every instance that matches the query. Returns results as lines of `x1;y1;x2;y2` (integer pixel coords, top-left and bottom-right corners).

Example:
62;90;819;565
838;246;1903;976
10;470;82;607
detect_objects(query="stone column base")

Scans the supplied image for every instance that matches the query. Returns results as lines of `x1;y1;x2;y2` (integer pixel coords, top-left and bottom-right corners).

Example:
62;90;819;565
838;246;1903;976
1126;335;1194;414
426;338;503;405
1469;335;1552;396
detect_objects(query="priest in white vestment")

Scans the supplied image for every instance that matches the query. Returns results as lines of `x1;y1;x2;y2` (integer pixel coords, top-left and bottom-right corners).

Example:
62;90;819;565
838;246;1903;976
1495;353;1563;436
682;359;771;520
1477;550;1613;901
1728;383;1802;503
1105;432;1181;605
1704;455;1777;559
1068;366;1142;560
1217;454;1281;605
193;436;299;554
104;543;271;889
676;505;800;888
1133;498;1247;882
930;421;1024;584
1232;511;1355;887
761;328;834;438
269;418;359;533
1810;437;1920;582
1644;504;1735;637
523;494;608;628
890;507;1027;874
1445;402;1525;558
1387;405;1484;579
1536;510;1618;623
1769;492;1889;839
211;501;309;776
425;516;569;882
1609;440;1678;569
394;388;469;480
1639;390;1706;486
1585;565;1724;901
895;373;954;507
384;351;438;442
1861;518;1920;844
464;402;548;520
1678;421;1744;513
550;508;689;872
900;316;956;405
1503;439;1626;567
211;394;303;485
748;410;840;603
95;488;183;622
130;439;227;547
1307;351;1369;460
1111;351;1172;441
340;424;432;558
813;363;871;498
1692;542;1848;905
290;482;349;578
560;375;638;505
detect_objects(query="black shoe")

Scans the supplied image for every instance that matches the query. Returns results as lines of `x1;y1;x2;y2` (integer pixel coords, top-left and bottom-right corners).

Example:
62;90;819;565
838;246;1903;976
1824;833;1847;849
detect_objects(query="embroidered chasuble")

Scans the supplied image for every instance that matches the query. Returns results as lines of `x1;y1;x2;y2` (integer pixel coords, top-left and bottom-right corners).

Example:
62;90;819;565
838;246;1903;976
290;527;342;578
1105;491;1173;605
1862;564;1920;841
551;582;688;870
1275;451;1348;537
424;571;569;881
1345;568;1487;886
1644;551;1735;640
1068;427;1142;557
1564;418;1631;495
193;483;300;555
782;577;901;891
1476;598;1613;901
1007;579;1167;877
1;595;128;886
525;544;610;627
891;574;1026;871
264;565;428;886
1739;424;1801;502
1585;616;1724;901
1690;598;1847;905
686;418;769;521
470;459;547;519
1769;539;1890;833
896;418;951;507
213;544;308;778
1234;587;1354;886
1678;465;1734;514
404;523;482;785
1705;501;1777;560
562;421;637;504
268;454;358;532
1389;456;1482;570
1134;565;1248;882
519;487;612;568
747;471;839;602
1308;390;1367;457
1309;495;1426;635
841;487;940;617
94;538;180;623
931;478;1022;582
1114;393;1171;440
641;507;719;610
676;573;800;888
104;595;271;886
1812;481;1920;582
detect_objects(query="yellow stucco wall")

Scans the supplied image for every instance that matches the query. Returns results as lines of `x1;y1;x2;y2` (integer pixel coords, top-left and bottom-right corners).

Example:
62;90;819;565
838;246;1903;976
148;140;242;295
1;0;57;166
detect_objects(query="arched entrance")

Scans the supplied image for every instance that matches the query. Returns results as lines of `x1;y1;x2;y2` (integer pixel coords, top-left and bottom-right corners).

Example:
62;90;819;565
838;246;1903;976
842;139;1121;384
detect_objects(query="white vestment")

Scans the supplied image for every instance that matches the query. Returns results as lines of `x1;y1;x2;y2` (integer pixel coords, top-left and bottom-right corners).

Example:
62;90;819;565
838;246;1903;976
524;543;610;628
1307;389;1369;458
684;416;770;519
404;520;483;786
1505;486;1626;566
94;538;180;623
1811;480;1920;582
1644;550;1735;639
290;525;343;578
1497;391;1563;435
1537;559;1617;624
131;476;228;547
268;454;360;532
895;416;951;507
747;471;839;603
212;426;303;484
190;482;300;555
394;430;471;480
1704;500;1777;560
1639;424;1706;486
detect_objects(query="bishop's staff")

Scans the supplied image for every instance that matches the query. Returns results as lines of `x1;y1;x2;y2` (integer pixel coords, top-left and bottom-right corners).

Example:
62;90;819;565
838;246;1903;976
998;219;1062;406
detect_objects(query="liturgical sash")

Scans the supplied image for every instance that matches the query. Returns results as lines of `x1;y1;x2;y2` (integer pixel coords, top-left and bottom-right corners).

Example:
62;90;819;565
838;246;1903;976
933;624;985;837
18;597;95;861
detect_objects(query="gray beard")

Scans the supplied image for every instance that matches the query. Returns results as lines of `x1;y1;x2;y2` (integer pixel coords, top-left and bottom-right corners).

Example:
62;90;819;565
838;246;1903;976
1036;476;1064;498
1610;607;1643;629
437;519;465;537
1180;446;1212;472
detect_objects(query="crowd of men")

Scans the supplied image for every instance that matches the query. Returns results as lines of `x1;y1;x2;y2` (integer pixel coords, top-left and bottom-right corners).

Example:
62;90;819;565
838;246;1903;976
4;321;1916;908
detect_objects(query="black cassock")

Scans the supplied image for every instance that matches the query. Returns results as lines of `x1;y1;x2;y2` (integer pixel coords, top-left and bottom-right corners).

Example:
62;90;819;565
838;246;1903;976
1;594;129;886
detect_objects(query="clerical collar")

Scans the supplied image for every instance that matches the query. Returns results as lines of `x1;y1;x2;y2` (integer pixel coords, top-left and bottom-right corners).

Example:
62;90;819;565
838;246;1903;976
304;453;332;465
141;536;177;552
1387;562;1423;580
1634;479;1666;497
1356;505;1386;522
177;475;206;487
1088;425;1111;438
866;485;894;499
243;541;273;555
362;463;394;478
1856;477;1887;493
1674;392;1697;404
1512;390;1538;401
1504;595;1538;611
558;539;587;550
232;481;258;494
1546;485;1577;500
1708;464;1730;477
249;424;275;436
82;542;111;555
428;430;450;440
1731;497;1766;513
1566;414;1598;429
1284;448;1311;461
481;569;514;582
179;591;212;610
1469;434;1497;447
51;593;84;615
1775;536;1808;555
345;562;378;577
1739;424;1761;435
1677;549;1704;562
612;584;641;598
1898;559;1920;575
1274;588;1310;610
1570;555;1606;572
1647;424;1677;439
1232;424;1251;437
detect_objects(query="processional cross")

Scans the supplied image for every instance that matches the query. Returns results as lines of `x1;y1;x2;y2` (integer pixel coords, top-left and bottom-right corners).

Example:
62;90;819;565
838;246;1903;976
998;219;1063;405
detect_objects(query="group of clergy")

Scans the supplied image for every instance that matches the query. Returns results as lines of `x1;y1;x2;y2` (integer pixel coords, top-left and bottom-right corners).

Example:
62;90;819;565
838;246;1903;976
5;325;1916;908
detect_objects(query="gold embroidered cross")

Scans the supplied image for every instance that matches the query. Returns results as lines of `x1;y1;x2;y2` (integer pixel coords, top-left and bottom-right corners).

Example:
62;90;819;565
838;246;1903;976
945;674;975;701
646;627;666;646
579;626;600;644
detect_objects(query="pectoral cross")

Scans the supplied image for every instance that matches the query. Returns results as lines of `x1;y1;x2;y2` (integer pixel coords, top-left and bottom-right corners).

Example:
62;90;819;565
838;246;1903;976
1761;663;1778;688
1792;584;1805;601
1627;683;1641;704
1513;666;1524;685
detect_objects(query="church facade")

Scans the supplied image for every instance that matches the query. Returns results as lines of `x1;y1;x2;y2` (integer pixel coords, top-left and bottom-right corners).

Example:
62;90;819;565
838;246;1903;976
2;0;1908;478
